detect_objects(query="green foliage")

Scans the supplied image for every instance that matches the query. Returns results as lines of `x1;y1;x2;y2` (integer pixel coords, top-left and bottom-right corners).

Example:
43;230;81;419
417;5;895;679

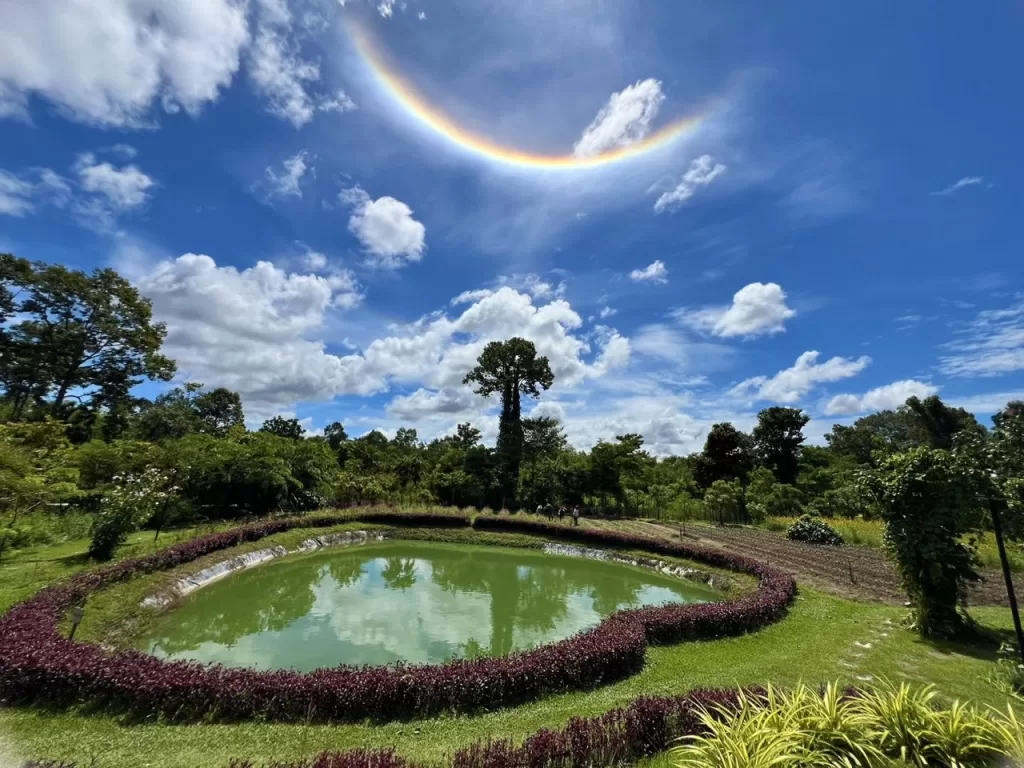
694;422;755;490
786;514;843;546
703;478;743;524
805;482;871;519
88;468;176;560
259;416;306;440
672;680;1019;768
864;447;984;638
752;407;809;485
134;382;244;441
0;254;174;428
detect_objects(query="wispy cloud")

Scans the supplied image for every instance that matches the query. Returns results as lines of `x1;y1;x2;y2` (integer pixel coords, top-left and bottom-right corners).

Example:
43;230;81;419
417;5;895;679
629;260;668;284
939;296;1024;378
932;176;984;196
653;155;727;213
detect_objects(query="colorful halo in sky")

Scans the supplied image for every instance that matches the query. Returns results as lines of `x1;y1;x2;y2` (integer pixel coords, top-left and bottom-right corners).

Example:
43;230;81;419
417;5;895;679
348;24;710;171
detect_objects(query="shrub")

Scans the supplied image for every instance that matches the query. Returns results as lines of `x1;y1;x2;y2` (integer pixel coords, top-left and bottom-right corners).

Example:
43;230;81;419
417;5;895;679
702;479;743;525
863;448;983;638
88;468;177;560
0;510;795;724
786;514;843;546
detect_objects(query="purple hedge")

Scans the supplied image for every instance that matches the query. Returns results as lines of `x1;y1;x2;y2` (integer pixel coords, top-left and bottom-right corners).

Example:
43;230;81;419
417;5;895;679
228;688;747;768
0;511;795;724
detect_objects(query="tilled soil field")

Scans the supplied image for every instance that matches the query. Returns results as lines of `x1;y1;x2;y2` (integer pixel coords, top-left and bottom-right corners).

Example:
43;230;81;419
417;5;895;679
587;517;1016;607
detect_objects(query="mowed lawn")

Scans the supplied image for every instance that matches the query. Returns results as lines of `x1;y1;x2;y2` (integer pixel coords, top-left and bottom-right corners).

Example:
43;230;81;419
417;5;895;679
0;517;1019;768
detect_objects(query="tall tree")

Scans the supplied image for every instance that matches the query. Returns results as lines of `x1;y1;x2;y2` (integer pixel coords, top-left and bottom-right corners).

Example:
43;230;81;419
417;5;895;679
463;338;554;506
753;407;809;485
694;422;755;490
0;255;175;419
323;422;348;451
259;416;306;440
904;394;985;450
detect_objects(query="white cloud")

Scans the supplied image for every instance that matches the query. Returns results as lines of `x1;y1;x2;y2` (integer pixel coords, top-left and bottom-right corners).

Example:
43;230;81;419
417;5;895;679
247;26;323;129
676;282;796;338
264;151;311;199
377;0;397;17
417;11;427;20
304;250;329;271
599;306;617;319
0;0;249;126
629;260;668;284
74;153;154;209
653;155;727;213
572;79;665;158
340;186;426;269
0;171;36;216
824;380;938;416
939;297;1024;378
730;351;870;404
317;89;357;114
933;176;984;197
137;253;365;422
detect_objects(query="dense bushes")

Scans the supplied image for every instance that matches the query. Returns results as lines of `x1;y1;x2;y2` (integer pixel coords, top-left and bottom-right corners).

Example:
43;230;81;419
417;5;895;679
0;511;795;724
786;514;844;546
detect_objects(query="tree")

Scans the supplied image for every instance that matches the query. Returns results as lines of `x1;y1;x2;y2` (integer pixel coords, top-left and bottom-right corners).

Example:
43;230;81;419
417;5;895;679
745;467;804;522
694;423;755;490
864;448;983;638
703;478;743;525
456;422;482;449
463;338;554;506
903;395;985;451
324;422;348;452
0;255;175;420
192;387;244;435
135;382;243;441
753;407;809;485
259;416;306;440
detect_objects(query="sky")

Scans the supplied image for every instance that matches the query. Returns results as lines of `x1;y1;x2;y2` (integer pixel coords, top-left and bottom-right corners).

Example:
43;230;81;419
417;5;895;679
0;0;1022;454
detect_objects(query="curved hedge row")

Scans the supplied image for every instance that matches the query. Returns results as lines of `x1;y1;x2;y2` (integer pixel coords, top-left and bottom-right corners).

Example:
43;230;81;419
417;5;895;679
0;511;796;723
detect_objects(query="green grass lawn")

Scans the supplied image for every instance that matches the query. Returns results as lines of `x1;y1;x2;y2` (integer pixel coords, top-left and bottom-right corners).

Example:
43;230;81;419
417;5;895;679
1;519;1020;768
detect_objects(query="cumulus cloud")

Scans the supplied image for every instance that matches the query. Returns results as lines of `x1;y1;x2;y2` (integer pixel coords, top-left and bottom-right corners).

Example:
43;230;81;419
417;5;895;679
136;253;365;422
653;155;727;213
73;153;154;209
676;282;796;338
264;151;311;199
1;152;153;230
629;260;668;284
340;186;426;269
0;0;249;126
932;176;984;197
824;379;938;416
730;351;871;404
135;257;624;425
0;0;354;129
572;79;665;158
939;297;1024;378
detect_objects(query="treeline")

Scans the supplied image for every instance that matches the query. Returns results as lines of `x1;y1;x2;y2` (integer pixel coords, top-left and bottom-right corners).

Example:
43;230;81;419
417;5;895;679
3;255;1024;638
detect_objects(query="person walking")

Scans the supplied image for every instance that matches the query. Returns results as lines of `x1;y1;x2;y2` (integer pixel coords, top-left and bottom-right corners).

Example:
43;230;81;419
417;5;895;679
557;505;564;523
572;506;580;527
536;503;544;517
544;501;554;520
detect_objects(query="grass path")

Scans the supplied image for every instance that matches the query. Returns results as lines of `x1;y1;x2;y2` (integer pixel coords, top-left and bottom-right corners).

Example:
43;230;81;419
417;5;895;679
0;515;1019;768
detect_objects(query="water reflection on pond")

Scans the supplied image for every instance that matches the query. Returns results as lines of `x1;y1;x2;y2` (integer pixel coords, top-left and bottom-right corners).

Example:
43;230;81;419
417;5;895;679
142;541;719;671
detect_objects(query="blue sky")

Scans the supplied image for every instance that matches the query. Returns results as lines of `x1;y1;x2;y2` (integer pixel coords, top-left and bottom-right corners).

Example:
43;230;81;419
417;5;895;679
1;0;1021;453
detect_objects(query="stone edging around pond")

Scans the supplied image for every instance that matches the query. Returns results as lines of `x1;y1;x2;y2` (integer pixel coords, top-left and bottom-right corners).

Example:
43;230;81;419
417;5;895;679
140;531;385;609
0;511;796;724
540;543;733;593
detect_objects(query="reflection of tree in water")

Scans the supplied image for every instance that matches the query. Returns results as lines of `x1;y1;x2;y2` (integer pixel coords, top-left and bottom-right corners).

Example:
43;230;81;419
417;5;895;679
589;578;643;616
381;557;417;591
327;557;366;589
432;550;575;657
149;557;319;654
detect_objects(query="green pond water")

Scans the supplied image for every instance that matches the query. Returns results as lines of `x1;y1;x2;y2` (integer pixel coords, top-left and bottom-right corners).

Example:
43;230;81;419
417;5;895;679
141;540;719;671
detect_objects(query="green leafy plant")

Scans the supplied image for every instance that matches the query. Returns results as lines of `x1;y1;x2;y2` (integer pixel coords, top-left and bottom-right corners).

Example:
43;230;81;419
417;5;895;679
88;468;177;560
787;514;844;546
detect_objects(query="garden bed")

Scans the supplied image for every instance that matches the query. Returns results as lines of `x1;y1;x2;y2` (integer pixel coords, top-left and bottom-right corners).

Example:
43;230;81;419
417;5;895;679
0;511;796;724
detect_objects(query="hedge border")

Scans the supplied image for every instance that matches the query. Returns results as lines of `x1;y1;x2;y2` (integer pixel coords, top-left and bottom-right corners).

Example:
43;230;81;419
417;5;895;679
0;511;796;724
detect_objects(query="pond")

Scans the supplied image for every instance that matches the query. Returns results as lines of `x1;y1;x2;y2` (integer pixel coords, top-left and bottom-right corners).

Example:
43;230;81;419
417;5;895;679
140;540;719;671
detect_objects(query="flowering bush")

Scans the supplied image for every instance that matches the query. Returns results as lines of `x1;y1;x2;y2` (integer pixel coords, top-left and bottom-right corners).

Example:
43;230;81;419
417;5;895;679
88;468;178;560
0;509;795;724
